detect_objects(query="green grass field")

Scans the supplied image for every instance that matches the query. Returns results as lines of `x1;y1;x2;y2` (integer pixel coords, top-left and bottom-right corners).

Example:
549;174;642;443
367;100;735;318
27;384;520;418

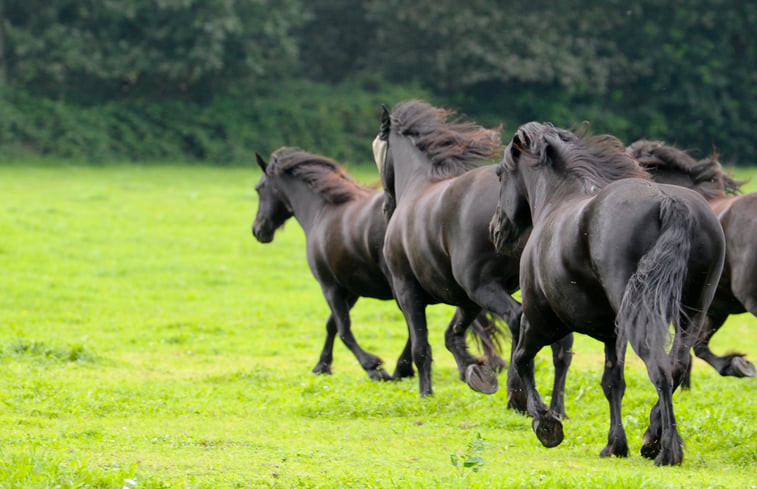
0;162;755;488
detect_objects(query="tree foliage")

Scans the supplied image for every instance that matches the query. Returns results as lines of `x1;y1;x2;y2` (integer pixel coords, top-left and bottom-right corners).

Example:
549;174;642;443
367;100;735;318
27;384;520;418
0;0;754;163
1;0;304;101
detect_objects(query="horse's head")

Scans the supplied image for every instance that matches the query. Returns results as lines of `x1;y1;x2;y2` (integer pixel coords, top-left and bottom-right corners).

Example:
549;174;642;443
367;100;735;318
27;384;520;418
489;125;543;254
252;152;294;243
373;104;396;220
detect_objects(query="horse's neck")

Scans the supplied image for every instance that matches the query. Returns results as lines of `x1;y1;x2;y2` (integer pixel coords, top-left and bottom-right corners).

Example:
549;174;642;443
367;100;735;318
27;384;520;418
391;138;435;204
285;180;327;234
526;173;587;222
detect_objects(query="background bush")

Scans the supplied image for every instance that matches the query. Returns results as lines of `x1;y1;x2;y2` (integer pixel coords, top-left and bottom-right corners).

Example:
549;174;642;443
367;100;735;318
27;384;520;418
0;0;754;164
0;80;429;164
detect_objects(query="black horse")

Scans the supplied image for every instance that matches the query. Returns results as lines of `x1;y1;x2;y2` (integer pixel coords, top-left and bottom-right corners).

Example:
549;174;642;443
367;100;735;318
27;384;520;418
490;122;725;465
252;147;505;382
375;101;573;410
628;140;756;383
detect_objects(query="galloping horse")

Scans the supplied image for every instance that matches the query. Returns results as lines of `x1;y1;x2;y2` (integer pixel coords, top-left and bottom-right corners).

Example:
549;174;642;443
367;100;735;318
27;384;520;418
252;147;505;382
375;101;573;410
490;122;725;465
628;140;756;383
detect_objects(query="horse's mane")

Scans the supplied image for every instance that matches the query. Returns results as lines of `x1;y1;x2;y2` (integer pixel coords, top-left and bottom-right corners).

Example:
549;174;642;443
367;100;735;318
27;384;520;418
509;122;648;191
627;139;742;198
267;147;372;204
389;100;502;179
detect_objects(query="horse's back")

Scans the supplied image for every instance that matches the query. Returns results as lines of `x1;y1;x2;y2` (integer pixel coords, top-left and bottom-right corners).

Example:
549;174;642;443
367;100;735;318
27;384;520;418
527;178;723;335
588;179;724;309
384;165;516;303
383;181;463;302
309;192;393;300
439;166;519;288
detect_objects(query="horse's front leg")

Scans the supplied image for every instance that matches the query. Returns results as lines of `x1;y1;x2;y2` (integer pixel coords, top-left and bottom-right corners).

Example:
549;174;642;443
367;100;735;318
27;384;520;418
512;316;564;448
549;333;574;420
393;279;433;397
599;339;628;458
323;290;391;381
444;306;498;394
391;335;415;380
687;313;755;386
470;311;507;372
466;289;527;410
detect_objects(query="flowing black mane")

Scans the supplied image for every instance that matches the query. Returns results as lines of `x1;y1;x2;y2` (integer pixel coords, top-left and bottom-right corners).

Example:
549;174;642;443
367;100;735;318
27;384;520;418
267;147;371;204
627;140;742;199
389;100;502;179
508;122;648;191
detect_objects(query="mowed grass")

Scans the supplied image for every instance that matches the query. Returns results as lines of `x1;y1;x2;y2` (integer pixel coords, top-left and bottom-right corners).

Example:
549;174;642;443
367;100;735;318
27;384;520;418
0;162;755;489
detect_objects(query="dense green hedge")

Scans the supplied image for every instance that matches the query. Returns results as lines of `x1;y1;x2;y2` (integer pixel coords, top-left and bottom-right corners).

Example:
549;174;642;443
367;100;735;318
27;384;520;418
0;80;430;164
0;77;752;166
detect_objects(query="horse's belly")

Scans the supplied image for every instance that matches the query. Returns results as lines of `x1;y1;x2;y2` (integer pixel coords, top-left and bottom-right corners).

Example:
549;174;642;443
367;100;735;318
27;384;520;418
333;262;393;300
408;259;466;304
543;281;616;341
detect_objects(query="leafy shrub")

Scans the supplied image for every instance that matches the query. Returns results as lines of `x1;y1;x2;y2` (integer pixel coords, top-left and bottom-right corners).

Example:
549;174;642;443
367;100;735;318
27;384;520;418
0;80;430;165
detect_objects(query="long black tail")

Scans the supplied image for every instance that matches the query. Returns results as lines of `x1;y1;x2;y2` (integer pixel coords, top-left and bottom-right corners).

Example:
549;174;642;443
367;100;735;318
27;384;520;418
616;196;694;360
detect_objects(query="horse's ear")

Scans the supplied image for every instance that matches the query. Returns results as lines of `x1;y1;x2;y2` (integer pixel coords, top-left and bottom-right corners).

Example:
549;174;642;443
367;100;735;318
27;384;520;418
381;104;390;122
540;133;563;167
510;131;527;162
379;104;391;140
255;152;268;173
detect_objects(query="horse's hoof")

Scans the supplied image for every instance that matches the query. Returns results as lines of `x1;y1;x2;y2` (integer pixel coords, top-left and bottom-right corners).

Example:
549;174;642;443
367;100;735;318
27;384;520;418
368;367;392;381
465;364;499;394
600;440;629;458
730;356;756;377
640;434;660;460
392;365;414;380
532;414;563;448
654;447;684;466
507;390;528;414
312;363;332;375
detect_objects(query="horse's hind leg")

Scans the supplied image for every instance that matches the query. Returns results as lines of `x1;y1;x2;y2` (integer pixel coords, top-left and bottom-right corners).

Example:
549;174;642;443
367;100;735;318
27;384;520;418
599;340;629;458
638;318;689;465
312;313;338;375
324;290;391;381
639;361;683;465
445;306;498;394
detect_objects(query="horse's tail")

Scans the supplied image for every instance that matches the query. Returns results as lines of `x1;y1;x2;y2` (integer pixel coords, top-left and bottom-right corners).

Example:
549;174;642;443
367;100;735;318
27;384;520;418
468;311;510;371
615;196;694;360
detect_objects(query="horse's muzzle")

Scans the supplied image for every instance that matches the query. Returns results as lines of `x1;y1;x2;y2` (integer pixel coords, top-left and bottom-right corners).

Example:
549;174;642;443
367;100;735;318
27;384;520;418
252;223;274;243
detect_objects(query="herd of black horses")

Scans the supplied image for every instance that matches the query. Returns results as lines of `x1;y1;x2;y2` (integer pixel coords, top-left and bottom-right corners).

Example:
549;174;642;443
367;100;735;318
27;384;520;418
251;100;756;466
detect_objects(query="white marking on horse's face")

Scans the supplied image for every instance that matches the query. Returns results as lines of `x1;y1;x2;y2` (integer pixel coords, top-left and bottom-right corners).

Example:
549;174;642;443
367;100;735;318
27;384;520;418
372;135;387;174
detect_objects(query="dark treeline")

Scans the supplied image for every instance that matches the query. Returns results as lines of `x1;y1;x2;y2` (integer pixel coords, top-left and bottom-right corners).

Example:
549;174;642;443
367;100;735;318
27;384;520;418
0;0;754;164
